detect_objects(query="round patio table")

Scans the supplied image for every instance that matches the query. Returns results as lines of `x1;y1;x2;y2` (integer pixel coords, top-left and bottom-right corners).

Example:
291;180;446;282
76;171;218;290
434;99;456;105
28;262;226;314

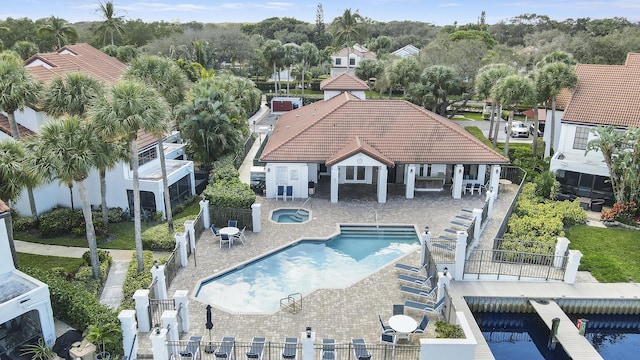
389;315;418;335
219;227;239;237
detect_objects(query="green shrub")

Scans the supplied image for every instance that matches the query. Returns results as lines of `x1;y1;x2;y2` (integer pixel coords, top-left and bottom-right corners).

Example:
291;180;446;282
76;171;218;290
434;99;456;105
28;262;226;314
82;250;112;267
38;208;83;236
108;207;126;223
435;321;465;338
119;251;155;310
534;171;560;200
203;179;256;208
11;212;37;231
142;227;176;250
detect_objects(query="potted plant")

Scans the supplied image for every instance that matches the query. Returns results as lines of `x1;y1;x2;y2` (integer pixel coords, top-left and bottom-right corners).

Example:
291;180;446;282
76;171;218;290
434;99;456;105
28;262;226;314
20;339;56;360
85;323;120;360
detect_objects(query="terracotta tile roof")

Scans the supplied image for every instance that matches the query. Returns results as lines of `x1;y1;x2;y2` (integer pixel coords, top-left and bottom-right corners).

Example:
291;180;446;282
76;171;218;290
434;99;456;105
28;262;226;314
320;73;370;91
563;53;640;127
260;93;508;165
0;113;36;138
523;109;546;122
24;43;125;84
554;88;571;110
0;199;8;214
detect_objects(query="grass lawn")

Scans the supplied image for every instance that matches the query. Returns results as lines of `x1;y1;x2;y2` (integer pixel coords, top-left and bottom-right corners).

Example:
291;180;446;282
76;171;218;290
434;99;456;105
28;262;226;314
14;201;202;250
565;225;640;282
17;252;84;272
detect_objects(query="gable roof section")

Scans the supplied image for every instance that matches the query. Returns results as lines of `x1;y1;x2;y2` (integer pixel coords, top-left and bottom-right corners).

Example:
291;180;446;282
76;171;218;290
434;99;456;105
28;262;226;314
24;43;125;84
392;44;420;58
326;136;394;166
563;53;640;127
334;44;377;59
0;114;36;138
320;73;370;91
261;93;508;165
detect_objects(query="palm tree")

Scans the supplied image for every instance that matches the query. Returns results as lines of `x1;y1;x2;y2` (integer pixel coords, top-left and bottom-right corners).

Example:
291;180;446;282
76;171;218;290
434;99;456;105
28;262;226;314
475;64;515;146
262;40;284;93
355;59;382;99
95;1;125;46
387;57;420;96
299;42;318;97
418;65;460;115
27;117;103;278
91;80;170;272
528;69;551;156
283;44;300;95
37;16;78;49
539;61;578;157
333;8;363;73
492;75;536;157
125;56;188;233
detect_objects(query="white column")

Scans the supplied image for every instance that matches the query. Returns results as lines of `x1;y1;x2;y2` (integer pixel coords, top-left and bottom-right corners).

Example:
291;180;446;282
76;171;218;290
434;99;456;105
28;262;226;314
184;220;195;252
555;237;570;268
377;165;388;203
134;289;151;332
436;270;451;303
486;189;496;219
174;290;190;332
454;230;468;280
175;232;188;267
200;199;210;229
421;229;431;268
478;164;487;183
151;263;168;300
162;310;179;358
563;250;583;284
405;164;416;199
252;203;262;233
119;310;138;360
330;165;339;203
150;328;169;360
301;329;316;360
489;165;501;197
472;208;482;246
453;164;464;199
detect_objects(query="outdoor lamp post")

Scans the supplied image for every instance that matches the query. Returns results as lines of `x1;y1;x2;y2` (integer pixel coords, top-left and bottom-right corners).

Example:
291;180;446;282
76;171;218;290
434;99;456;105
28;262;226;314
306;327;312;338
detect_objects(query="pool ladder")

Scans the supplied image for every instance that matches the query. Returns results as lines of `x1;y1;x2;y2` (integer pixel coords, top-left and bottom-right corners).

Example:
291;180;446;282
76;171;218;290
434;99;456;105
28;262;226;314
280;293;303;314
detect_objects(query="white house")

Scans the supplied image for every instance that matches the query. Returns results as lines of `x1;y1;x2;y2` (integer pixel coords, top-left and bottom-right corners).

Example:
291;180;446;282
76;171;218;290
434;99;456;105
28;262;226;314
550;53;640;202
0;200;56;357
391;44;420;58
330;44;376;76
1;43;195;218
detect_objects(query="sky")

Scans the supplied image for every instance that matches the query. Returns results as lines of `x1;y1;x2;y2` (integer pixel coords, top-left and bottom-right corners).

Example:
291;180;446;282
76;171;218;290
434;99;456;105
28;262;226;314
2;0;640;25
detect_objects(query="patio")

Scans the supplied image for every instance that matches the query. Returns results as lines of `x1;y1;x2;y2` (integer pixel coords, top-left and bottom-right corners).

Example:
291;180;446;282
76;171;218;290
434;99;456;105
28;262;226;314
137;182;515;356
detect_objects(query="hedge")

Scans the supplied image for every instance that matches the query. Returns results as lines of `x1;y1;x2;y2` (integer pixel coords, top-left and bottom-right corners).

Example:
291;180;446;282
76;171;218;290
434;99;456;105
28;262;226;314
119;251;155;311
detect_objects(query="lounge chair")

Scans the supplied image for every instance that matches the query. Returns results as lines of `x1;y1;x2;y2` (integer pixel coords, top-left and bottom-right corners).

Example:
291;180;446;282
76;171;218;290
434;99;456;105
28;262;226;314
220;233;232;249
394;263;427;274
404;297;446;314
180;336;202;358
228;220;238;228
285;185;294;201
281;337;298;360
392;304;404;315
276;185;285;200
400;285;437;299
321;339;335;360
378;315;394;335
246;337;266;360
351;338;371;360
411;315;429;336
214;337;235;359
397;274;433;287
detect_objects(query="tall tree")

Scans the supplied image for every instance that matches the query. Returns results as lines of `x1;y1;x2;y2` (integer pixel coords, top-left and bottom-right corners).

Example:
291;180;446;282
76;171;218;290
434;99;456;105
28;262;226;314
91;80;170;272
126;56;189;233
37;16;78;49
333;8;363;72
492;74;536;156
95;1;125;46
283;43;300;95
299;42;319;97
539;61;578;157
10;40;39;60
387;57;420;96
355;59;383;99
475;64;516;146
408;65;460;115
262;39;284;93
28;117;104;278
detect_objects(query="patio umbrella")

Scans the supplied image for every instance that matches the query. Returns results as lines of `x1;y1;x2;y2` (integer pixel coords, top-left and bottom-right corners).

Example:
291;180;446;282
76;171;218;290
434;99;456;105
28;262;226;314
205;305;215;353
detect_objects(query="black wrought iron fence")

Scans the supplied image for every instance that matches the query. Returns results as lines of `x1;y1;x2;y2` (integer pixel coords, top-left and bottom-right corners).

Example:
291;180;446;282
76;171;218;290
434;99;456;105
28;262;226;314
481;201;489;224
185;231;192;257
194;209;205;241
464;249;567;281
466;218;476;251
165;246;178;287
149;299;175;329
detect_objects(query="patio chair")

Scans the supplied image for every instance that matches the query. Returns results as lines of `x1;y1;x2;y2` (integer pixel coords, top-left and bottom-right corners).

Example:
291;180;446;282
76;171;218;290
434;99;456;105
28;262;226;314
276;185;285;200
411;315;430;336
380;333;395;345
392;304;404;315
394;263;427;275
400;285;437;300
210;225;220;239
246;337;266;360
180;336;202;358
472;183;482;194
285;186;294;201
397;274;433;287
321;339;335;360
214;337;235;359
220;233;232;249
404;297;446;314
228;220;238;228
234;226;247;245
378;315;395;335
281;338;298;360
464;183;473;194
351;338;371;360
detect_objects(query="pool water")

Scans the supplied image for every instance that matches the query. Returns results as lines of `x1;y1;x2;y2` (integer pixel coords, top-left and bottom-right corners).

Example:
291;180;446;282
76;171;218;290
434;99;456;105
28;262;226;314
271;208;310;223
568;314;640;359
196;225;419;313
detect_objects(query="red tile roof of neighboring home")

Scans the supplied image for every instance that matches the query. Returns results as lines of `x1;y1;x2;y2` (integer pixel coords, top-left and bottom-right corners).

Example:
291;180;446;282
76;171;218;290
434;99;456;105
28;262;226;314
334;45;377;59
0;199;8;214
260;93;508;165
523;109;547;122
563;53;640;127
0;114;36;138
320;73;370;91
24;43;125;84
554;88;571;110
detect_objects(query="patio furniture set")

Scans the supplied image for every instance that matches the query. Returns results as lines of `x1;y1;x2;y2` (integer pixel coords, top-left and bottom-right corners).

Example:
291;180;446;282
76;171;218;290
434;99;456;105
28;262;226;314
276;185;294;201
210;220;247;249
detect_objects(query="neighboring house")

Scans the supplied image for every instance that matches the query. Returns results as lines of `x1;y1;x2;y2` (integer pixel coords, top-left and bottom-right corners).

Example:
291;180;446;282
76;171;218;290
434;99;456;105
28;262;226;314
0;200;56;357
260;74;508;203
319;73;370;100
391;44;420;58
1;43;195;218
550;53;640;202
330;44;376;76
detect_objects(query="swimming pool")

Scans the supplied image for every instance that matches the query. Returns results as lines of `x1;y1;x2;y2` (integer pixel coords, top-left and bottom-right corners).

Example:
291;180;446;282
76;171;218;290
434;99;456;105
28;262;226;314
195;225;420;313
271;208;310;223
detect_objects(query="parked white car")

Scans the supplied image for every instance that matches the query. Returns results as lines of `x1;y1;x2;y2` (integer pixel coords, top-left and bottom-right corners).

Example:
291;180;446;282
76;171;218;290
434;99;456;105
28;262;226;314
505;121;529;138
